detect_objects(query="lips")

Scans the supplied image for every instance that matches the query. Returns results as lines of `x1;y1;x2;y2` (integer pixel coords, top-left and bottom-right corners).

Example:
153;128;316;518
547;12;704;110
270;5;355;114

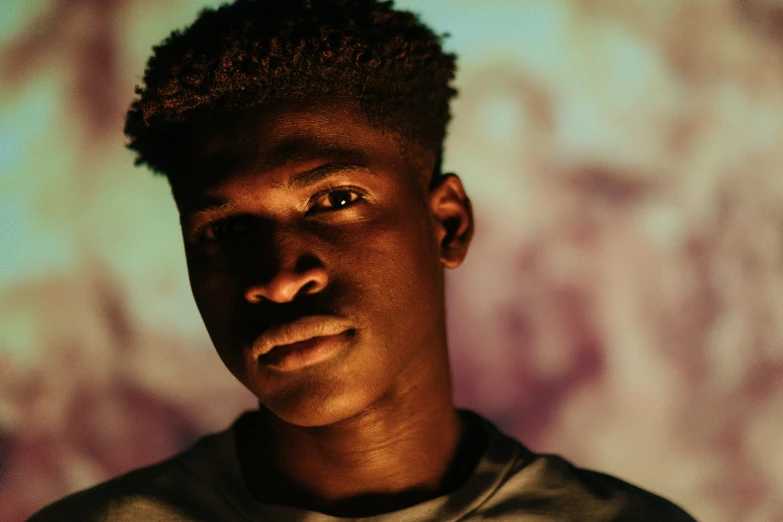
258;331;354;372
251;315;355;360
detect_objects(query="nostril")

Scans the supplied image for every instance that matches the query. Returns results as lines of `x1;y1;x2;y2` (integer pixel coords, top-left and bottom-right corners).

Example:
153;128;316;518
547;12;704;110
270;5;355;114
245;288;266;304
298;280;318;296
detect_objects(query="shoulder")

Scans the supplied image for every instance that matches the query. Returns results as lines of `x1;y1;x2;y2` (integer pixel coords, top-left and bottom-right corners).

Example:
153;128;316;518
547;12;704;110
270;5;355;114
554;457;697;521
27;423;245;522
27;457;195;522
488;448;698;521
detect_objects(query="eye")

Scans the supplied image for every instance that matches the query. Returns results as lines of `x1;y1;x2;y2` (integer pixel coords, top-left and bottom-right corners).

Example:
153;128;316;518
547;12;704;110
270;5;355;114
199;217;248;242
312;188;364;212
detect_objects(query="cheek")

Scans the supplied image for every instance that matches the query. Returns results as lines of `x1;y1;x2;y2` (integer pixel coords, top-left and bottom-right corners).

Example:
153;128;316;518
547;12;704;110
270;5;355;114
188;265;253;383
185;250;244;341
347;214;443;341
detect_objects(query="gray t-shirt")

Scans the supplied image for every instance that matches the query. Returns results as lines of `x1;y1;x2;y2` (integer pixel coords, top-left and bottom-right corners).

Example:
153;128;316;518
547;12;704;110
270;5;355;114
29;410;697;521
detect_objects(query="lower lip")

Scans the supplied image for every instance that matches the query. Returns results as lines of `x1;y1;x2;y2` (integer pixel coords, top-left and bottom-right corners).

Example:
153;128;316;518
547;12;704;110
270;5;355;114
259;330;353;372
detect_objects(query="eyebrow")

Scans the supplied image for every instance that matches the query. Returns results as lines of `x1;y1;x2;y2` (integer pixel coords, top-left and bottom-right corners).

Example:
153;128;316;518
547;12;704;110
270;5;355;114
283;162;372;190
192;199;237;213
189;162;374;214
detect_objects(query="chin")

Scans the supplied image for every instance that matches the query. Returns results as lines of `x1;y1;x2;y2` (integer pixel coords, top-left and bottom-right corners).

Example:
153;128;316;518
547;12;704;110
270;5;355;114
260;379;379;427
242;330;394;428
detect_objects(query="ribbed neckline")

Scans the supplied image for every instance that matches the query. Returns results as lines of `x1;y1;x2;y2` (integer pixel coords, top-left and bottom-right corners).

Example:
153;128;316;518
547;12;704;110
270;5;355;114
181;409;526;522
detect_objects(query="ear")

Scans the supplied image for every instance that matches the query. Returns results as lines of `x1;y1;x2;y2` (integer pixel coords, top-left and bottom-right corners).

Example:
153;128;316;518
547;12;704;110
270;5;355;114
429;173;474;269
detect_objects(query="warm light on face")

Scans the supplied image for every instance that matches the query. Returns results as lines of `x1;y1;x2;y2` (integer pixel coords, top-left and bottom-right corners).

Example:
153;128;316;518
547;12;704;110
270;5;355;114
176;100;453;428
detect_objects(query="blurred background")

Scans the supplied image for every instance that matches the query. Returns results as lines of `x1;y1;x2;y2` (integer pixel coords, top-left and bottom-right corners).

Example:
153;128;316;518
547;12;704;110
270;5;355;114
2;0;783;520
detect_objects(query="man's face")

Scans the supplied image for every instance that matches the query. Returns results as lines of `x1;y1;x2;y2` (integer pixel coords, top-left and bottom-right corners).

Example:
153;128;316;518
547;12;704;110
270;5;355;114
173;100;471;427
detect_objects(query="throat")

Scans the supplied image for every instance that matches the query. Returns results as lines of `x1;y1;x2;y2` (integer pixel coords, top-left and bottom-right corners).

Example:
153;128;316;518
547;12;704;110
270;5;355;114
234;408;488;517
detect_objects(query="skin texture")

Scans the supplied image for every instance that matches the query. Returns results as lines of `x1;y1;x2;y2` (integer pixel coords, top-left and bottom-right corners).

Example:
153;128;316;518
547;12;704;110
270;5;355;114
173;99;478;517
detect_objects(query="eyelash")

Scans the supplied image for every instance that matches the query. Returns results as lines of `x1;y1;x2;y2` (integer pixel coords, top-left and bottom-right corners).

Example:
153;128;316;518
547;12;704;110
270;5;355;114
193;185;367;242
309;184;366;210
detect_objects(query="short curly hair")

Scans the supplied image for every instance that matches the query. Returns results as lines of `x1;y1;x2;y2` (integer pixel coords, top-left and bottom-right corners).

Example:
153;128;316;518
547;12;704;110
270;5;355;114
124;0;458;188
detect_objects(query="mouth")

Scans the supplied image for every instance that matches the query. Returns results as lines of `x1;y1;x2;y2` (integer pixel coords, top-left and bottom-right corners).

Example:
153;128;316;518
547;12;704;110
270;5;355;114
258;329;355;372
252;315;356;372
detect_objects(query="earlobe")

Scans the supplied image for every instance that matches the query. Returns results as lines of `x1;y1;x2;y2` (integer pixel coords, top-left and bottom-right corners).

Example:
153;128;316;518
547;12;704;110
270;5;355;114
431;174;474;269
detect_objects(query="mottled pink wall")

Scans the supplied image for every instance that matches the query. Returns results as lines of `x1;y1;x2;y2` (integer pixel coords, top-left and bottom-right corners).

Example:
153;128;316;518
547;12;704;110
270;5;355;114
2;1;782;520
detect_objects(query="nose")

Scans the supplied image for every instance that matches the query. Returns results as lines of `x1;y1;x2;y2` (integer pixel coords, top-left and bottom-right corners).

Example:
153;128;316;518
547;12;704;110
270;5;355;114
244;234;329;304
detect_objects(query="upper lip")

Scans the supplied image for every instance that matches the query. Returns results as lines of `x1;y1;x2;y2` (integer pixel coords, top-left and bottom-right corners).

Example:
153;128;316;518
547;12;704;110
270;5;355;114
251;315;354;359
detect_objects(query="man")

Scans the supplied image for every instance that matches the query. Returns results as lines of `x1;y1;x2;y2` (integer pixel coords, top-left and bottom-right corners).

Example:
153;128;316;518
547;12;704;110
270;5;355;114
31;1;697;520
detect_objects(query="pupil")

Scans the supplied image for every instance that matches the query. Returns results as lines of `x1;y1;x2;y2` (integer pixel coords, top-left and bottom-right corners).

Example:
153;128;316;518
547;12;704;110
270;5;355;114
214;222;229;237
213;220;241;239
331;191;350;207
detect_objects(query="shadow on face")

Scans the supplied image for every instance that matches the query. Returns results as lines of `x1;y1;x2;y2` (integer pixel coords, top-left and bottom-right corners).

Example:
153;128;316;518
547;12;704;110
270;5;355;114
167;99;473;427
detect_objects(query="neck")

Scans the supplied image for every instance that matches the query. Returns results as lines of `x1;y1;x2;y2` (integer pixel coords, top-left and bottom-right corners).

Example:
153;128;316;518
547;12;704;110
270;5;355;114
237;349;481;517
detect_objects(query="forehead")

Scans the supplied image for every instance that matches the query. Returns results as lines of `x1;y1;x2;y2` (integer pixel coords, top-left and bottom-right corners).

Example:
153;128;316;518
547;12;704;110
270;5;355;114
169;99;414;203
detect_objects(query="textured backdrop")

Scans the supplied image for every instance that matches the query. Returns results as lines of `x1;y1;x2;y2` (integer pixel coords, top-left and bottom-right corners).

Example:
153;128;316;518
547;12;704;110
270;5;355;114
2;1;783;520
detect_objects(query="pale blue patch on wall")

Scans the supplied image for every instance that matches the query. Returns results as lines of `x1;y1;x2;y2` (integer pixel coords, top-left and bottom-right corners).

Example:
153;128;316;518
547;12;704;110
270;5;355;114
395;0;571;74
0;0;49;46
0;82;58;175
0;192;79;286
